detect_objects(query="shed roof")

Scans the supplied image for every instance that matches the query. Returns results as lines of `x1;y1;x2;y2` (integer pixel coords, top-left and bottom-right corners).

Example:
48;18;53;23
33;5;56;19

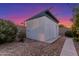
26;10;59;23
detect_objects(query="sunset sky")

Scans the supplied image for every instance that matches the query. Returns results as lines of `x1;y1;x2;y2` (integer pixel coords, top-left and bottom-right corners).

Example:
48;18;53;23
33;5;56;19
0;3;78;28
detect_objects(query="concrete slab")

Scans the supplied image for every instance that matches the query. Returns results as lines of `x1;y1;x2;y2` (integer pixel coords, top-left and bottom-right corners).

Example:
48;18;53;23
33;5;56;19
60;37;78;56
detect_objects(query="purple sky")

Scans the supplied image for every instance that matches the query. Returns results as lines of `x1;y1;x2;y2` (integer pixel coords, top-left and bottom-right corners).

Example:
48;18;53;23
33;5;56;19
0;3;78;27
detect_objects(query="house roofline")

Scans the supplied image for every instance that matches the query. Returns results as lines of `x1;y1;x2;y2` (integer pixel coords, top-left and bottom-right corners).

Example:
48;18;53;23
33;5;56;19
25;9;59;23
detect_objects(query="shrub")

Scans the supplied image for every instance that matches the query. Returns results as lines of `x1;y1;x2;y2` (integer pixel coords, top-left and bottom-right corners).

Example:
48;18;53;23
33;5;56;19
65;30;73;37
72;31;77;37
0;19;17;44
73;31;79;42
17;28;26;42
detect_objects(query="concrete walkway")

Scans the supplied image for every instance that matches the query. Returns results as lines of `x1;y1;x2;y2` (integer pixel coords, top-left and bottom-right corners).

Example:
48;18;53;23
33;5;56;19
60;37;78;56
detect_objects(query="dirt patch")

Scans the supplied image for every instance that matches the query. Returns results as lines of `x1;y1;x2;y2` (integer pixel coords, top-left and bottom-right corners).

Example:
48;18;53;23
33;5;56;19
0;36;65;56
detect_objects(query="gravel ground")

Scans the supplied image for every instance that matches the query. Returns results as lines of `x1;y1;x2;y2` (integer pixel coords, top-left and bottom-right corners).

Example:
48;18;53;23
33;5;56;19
0;36;65;56
74;41;79;56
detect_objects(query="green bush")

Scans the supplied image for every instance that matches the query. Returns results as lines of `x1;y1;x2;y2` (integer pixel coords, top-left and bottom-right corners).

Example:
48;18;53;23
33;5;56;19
0;19;17;44
65;31;73;37
73;31;79;42
72;31;77;37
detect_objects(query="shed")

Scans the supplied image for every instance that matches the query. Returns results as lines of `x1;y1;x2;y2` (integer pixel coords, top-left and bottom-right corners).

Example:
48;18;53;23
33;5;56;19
25;10;59;43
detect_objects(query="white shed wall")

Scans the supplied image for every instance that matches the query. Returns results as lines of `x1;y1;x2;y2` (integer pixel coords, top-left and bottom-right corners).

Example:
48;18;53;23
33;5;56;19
26;16;59;43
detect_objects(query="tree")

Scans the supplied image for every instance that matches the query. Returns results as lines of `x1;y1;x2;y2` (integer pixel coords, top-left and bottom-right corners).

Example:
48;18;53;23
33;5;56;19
72;7;79;41
59;24;65;28
0;19;17;44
